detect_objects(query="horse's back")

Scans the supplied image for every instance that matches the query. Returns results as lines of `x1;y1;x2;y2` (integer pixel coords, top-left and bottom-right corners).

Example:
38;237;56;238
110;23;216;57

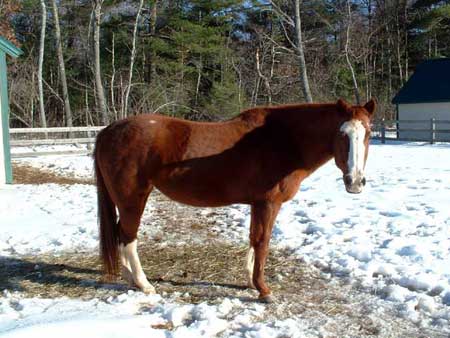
95;112;251;176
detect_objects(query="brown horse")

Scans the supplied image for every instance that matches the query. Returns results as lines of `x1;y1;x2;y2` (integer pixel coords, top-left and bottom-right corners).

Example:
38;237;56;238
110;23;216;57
94;98;376;302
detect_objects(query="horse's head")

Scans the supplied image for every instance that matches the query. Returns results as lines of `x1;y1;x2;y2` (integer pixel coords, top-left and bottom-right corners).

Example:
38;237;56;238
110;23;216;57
333;98;376;194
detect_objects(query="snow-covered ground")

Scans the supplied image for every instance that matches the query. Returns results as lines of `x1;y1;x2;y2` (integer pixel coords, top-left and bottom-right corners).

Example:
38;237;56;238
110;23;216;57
1;290;299;338
2;141;450;336
11;144;93;179
0;184;97;256
272;141;450;328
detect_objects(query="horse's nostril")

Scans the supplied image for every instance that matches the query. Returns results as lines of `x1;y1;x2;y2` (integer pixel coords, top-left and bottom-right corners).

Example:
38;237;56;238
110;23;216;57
344;175;352;186
361;177;366;186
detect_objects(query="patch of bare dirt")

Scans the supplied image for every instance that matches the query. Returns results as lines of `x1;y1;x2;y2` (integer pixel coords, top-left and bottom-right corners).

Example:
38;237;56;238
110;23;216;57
12;163;93;185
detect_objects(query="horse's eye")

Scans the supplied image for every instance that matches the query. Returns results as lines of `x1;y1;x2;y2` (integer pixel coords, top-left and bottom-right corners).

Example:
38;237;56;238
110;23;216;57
361;177;366;186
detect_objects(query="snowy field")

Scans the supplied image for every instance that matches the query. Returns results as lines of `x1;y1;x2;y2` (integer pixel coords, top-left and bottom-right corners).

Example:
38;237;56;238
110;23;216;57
1;141;450;337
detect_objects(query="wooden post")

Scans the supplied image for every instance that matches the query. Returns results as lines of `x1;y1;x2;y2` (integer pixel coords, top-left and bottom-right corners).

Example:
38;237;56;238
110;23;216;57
430;118;436;144
381;118;386;144
87;125;93;151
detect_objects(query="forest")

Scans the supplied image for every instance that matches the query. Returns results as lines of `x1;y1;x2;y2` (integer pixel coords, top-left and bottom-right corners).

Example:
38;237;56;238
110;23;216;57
1;0;450;127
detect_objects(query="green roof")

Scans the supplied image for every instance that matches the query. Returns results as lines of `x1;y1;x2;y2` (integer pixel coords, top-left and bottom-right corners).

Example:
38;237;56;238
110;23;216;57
0;36;23;58
392;58;450;104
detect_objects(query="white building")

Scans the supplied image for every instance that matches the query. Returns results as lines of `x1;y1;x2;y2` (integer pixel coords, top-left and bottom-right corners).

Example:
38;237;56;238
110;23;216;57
392;58;450;142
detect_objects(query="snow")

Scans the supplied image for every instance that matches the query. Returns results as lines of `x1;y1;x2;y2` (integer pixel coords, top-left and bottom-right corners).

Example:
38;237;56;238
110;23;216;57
0;291;227;338
0;184;97;256
2;140;450;336
263;141;450;327
12;144;93;179
0;290;330;338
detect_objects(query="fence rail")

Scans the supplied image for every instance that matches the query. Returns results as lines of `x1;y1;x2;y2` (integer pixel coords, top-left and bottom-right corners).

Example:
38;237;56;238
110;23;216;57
9;126;105;158
10;138;96;146
372;118;450;144
9;126;105;134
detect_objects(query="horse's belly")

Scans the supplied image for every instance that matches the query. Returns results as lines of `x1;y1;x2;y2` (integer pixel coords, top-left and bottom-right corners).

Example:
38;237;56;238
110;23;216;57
155;186;231;207
153;167;244;207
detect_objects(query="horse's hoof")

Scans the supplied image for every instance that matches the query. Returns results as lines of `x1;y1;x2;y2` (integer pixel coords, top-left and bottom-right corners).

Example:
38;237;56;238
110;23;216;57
141;285;156;294
258;294;274;304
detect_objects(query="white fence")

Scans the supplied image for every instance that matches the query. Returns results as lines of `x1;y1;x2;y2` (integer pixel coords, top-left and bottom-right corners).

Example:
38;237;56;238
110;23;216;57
372;119;450;143
9;126;105;158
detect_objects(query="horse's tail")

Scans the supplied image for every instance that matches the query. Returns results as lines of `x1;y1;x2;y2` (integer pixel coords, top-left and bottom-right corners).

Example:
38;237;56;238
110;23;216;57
94;137;120;278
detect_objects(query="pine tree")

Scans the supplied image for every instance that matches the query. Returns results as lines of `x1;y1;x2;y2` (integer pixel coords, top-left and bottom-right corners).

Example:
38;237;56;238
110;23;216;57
410;0;450;60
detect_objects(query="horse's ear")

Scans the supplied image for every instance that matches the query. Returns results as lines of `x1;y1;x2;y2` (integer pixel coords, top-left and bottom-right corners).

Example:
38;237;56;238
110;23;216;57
364;98;376;118
337;99;351;115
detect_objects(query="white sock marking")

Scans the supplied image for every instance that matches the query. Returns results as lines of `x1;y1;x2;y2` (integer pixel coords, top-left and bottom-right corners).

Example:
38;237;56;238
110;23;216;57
123;239;155;293
246;246;255;287
119;243;133;285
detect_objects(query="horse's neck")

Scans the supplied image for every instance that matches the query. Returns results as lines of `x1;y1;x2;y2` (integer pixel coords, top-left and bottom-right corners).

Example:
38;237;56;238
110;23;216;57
183;107;337;172
270;107;338;173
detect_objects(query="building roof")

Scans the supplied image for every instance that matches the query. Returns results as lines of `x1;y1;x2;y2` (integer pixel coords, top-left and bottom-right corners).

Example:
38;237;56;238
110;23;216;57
392;58;450;104
0;36;22;58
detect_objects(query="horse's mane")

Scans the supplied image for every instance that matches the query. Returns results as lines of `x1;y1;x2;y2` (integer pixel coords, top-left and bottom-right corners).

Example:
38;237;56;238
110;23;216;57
235;102;339;126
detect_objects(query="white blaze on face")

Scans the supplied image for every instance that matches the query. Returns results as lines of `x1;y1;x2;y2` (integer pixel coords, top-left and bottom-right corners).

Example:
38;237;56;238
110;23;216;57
340;119;366;180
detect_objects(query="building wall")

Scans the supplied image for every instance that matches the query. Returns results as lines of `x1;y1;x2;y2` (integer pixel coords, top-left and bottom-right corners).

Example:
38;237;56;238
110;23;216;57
398;102;450;141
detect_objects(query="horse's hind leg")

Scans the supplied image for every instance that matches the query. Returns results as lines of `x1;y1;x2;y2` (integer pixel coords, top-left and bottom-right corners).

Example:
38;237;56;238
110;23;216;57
118;188;155;294
119;240;134;286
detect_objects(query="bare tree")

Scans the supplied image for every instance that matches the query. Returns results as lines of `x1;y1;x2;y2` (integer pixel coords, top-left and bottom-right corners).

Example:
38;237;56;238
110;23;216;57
269;0;313;103
395;5;403;86
123;0;144;117
51;0;72;128
294;0;313;103
38;0;47;130
344;0;361;104
149;0;159;83
110;33;118;120
255;48;274;105
92;0;109;125
231;57;243;110
194;59;202;106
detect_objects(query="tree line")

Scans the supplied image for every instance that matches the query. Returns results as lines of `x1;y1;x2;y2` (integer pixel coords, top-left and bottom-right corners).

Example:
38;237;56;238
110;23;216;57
1;0;450;127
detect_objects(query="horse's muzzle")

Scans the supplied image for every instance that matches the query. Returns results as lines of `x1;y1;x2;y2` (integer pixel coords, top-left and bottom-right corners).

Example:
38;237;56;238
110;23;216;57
343;174;366;194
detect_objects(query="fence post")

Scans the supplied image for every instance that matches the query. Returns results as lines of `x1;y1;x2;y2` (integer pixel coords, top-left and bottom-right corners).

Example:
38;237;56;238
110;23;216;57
87;125;93;151
381;118;386;144
430;118;436;144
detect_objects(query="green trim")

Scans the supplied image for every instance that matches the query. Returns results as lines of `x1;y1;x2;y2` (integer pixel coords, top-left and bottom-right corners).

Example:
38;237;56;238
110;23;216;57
0;36;23;58
0;51;13;183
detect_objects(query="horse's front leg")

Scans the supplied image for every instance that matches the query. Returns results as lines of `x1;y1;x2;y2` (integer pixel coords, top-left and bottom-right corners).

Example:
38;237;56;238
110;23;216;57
249;201;281;302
